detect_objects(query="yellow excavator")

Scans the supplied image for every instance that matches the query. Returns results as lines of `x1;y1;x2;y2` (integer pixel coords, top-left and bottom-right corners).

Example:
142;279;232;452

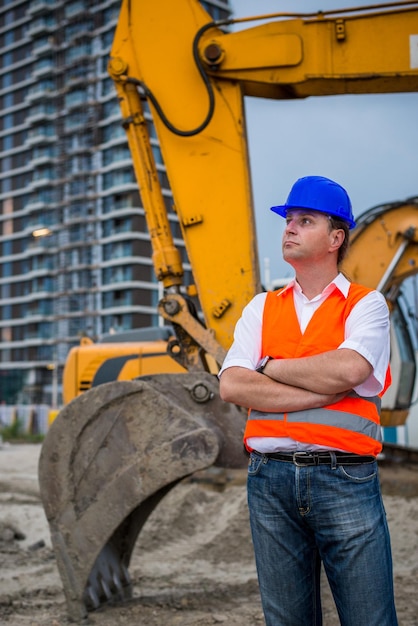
38;1;418;620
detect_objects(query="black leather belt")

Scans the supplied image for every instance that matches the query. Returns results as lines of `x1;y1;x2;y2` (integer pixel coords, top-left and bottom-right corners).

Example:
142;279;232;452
255;451;376;466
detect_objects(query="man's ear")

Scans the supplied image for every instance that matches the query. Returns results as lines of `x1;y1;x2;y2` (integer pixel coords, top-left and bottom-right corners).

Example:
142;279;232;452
330;228;345;252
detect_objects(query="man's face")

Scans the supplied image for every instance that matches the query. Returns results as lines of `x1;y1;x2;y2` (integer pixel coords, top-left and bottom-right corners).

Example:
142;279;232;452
282;209;335;265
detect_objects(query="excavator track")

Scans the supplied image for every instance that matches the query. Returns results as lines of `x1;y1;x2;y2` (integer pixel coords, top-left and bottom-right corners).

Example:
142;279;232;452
38;373;247;621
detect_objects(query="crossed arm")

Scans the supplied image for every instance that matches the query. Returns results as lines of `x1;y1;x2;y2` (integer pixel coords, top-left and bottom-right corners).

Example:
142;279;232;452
219;348;372;413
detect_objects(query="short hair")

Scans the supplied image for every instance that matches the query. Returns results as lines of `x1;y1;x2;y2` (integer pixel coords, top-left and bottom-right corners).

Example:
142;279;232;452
328;216;350;265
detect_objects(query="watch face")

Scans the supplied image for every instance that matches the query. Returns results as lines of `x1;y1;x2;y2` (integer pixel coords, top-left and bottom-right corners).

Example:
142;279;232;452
256;356;271;373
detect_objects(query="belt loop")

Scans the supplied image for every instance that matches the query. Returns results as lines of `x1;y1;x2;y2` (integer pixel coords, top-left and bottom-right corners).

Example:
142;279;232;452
330;451;337;470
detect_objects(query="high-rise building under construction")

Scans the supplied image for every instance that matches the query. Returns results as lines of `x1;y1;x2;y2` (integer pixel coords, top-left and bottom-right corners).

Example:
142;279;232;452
0;0;231;405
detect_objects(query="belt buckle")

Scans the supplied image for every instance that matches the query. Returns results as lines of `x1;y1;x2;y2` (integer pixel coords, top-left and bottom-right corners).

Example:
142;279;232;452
292;451;315;466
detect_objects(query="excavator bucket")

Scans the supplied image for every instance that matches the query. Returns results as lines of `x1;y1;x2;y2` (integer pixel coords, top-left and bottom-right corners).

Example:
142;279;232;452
38;372;247;621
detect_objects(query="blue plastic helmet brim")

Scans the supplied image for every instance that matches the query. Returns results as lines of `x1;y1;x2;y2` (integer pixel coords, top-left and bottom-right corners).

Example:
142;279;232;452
270;205;356;229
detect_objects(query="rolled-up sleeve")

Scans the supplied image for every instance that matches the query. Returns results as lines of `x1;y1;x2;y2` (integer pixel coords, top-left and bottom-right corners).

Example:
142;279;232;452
218;292;267;377
339;291;390;396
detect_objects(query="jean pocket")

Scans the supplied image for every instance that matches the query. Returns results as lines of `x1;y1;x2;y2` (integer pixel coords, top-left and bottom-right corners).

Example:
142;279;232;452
247;452;265;476
339;461;377;482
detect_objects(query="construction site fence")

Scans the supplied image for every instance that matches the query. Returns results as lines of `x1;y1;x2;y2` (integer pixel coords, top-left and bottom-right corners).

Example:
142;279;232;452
0;405;59;436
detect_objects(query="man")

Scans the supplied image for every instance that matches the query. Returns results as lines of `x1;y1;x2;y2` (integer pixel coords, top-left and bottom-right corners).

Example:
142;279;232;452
219;176;397;626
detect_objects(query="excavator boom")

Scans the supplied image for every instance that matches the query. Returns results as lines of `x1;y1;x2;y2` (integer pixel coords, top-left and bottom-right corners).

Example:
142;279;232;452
39;1;418;619
108;0;418;361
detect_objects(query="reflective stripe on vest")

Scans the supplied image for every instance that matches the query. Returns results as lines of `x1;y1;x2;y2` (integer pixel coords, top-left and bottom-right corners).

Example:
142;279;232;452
247;394;383;456
244;284;384;456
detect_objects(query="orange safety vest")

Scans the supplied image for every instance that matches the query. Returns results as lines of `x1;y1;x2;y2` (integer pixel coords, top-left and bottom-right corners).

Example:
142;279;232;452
244;284;385;456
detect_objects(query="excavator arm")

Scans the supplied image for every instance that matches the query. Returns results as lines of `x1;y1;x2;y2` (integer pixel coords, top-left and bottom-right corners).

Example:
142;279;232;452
342;198;418;425
107;0;418;362
39;2;418;619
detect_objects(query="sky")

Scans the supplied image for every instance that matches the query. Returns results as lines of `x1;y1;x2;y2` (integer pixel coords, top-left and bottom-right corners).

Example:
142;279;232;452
228;0;418;283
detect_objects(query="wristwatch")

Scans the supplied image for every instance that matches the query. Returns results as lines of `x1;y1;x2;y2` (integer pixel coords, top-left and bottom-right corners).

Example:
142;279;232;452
256;355;273;374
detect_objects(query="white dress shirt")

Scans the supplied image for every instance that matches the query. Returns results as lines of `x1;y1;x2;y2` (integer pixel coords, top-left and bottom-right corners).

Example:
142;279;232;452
219;273;390;452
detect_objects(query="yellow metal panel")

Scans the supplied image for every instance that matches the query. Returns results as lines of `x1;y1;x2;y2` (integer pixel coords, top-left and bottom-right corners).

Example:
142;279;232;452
62;341;184;404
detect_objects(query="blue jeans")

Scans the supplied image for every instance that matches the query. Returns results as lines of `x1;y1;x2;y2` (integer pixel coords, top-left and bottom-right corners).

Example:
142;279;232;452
247;452;398;626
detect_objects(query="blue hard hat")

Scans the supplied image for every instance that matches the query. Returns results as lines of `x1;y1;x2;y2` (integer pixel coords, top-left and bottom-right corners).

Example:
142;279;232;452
270;175;356;229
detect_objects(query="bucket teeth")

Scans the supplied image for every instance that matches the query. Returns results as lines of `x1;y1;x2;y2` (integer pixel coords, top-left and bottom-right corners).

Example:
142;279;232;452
83;544;132;610
85;586;100;611
112;568;125;594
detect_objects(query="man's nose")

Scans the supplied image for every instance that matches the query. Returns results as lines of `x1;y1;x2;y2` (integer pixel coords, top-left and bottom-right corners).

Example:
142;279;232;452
285;218;296;232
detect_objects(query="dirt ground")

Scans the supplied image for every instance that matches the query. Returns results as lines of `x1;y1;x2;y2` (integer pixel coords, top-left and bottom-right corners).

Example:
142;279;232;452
0;443;417;626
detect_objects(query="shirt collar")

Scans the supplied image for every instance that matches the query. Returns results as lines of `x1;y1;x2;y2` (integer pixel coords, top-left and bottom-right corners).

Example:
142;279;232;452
278;272;350;299
332;272;351;297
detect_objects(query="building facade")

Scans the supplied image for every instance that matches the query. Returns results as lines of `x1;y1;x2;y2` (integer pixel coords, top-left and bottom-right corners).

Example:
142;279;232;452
0;0;231;405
